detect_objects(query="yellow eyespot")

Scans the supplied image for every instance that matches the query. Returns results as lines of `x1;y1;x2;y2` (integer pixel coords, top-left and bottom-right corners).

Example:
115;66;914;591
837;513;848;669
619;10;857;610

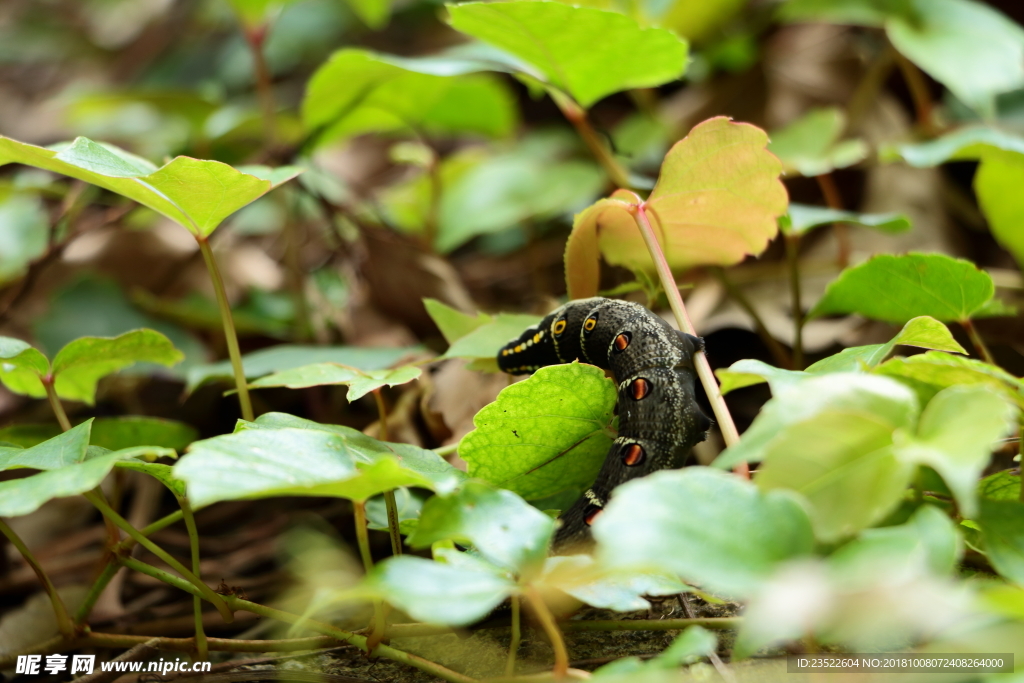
584;317;597;332
553;319;567;335
533;332;542;343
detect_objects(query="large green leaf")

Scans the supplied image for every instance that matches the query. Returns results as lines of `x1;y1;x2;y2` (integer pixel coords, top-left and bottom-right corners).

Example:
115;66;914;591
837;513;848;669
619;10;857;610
302;48;515;148
594;468;814;598
980;499;1024;585
0;136;300;237
407;482;554;574
894;385;1016;518
0;193;48;285
186;344;422;393
808;253;994;324
875;351;1024;409
768;107;867;177
249;363;421;401
564;117;787;298
447;2;687;108
460;362;616;502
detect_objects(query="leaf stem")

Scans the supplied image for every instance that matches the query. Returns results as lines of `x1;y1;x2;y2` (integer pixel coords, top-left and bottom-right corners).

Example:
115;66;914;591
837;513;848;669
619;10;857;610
551;91;632;190
629;201;743;453
961;319;995;365
712;268;793;369
383;491;403;557
814;173;850;269
893;48;937;134
525;586;568;679
177;495;208;660
41;376;72;432
373;388;389;442
433;443;459;457
0;518;75;638
241;25;277;146
83;491;234;623
505;595;521;677
197;235;254;422
353;501;386;651
785;234;804;369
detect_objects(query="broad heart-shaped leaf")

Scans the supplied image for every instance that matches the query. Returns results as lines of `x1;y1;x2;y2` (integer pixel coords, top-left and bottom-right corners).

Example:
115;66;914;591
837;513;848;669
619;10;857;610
423;298;491;344
177;418;462;507
713;373;919;471
360;554;515;626
565;117;787;298
979;499;1024;585
302;48;515;148
808;253;994;324
0;336;50;398
0;421;92;471
768;107;868;177
539;555;688;611
716;316;965;394
446;2;687;109
407;481;555;574
875;351;1024;409
894;385;1015;519
0;445;174;517
460;362;616;502
594;467;814;599
781;204;911;237
186;344;423;393
49;330;183;405
249;363;421;401
0;193;48;285
0;136;301;237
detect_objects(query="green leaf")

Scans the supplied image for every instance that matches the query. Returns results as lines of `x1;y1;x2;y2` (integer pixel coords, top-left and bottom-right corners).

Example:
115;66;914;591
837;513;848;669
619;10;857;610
565;117;787;298
808;253;994;324
116;461;186;498
979;499;1024;585
186;344;422;393
460;363;616;502
0;446;174;517
894;385;1016;518
974;150;1024;271
0;336;50;399
50;330;183;405
781;203;911;237
539;555;688;611
714;373;919;470
447;2;688;108
0;136;300;237
365;488;426;534
225;0;300;28
341;0;391;28
249;363;421;401
423;298;491;345
884;126;1024;167
0;421;92;471
442;313;543;362
0;193;48;285
361;554;515;626
90;417;198;452
875;351;1024;409
302;48;515;148
594;467;814;598
768;107;868;176
407;481;555;574
716;360;808;396
979;471;1022;502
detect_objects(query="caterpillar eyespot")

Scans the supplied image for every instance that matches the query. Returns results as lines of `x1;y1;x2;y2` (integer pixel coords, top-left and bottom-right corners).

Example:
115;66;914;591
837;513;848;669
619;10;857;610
496;297;711;553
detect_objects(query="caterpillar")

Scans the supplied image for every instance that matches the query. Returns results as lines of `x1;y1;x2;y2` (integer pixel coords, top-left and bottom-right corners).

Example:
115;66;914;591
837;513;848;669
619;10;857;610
497;297;711;552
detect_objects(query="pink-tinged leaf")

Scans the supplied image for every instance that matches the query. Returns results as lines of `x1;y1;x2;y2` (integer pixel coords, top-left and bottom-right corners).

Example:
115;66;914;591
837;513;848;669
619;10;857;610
564;117;788;298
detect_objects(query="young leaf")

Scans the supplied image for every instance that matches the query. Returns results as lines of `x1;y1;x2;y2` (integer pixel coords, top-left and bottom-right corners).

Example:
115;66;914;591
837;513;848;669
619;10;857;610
768;107;868;177
0;136;300;237
0;421;92;471
441;313;543;362
186;344;422;393
894;385;1016;518
446;2;688;108
781;204;911;237
459;362;616;502
594;467;814;599
423;298;491;344
407;481;555;574
51;330;183;405
808;253;995;324
0;336;50;398
249;363;421;401
979;499;1024;585
565;117;788;298
875;351;1024;409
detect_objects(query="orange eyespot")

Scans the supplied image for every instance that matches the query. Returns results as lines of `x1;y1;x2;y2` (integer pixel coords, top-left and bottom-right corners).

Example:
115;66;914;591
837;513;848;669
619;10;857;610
630;378;651;400
553;319;567;335
584;505;603;526
583;316;597;332
622;443;646;467
613;332;631;352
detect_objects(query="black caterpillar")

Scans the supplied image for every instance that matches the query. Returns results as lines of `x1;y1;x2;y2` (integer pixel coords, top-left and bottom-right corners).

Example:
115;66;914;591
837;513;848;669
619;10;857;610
497;297;711;552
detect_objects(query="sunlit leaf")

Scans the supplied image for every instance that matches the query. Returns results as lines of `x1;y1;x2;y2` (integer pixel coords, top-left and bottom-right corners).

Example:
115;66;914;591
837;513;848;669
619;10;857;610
809;253;994;324
875;351;1024;409
0;336;50;399
441;313;542;362
0;421;93;471
423;298;491;345
249;363;421;401
447;1;688;108
460;363;616;502
768;107;868;177
781;204;911;236
565;117;787;298
979;499;1024;585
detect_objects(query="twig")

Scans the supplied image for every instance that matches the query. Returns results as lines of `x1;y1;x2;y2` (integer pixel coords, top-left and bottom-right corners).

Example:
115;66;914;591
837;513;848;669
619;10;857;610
814;173;850;268
525;587;568;679
177;496;208;659
961;319;995;365
72;638;160;683
352;501;386;652
712;268;793;369
0;518;75;638
893;48;937;134
550;90;632;190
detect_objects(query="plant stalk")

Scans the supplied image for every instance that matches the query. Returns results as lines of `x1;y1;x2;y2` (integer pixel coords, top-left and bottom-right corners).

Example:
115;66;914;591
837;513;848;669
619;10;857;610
893;48;937;134
241;26;277;145
505;595;521;677
785;234;805;370
961;318;995;365
42;377;72;432
814;173;850;269
197;235;254;422
84;491;233;623
0;518;75;638
551;91;632;190
353;501;386;652
383;491;403;557
177;495;208;660
712;268;793;369
525;587;568;679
